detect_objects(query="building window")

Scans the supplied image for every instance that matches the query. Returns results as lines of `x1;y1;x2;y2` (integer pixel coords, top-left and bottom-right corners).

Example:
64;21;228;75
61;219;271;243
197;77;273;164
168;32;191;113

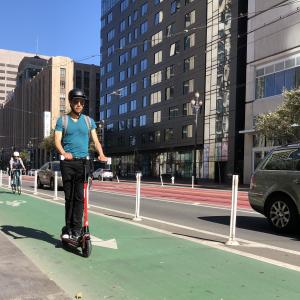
184;56;195;72
183;79;194;94
166;22;176;37
119;52;129;65
151;31;163;47
108;45;115;56
129;135;136;146
107;76;114;88
154;0;164;4
106;109;112;118
120;20;126;32
143;77;148;88
120;0;129;12
141;58;148;71
131;46;138;58
141;2;148;16
119;37;126;49
143;40;149;52
153;110;161;123
155;130;161;143
165;65;175;79
140;115;146;126
131;82;137;93
107;94;112;103
182;125;193;138
169;106;179;119
150;91;161;104
119;103;128;114
185;0;194;4
183;102;193;115
184;33;195;49
165;128;174;141
120;86;128;97
154;11;163;25
170;0;180;14
119;70;126;81
185;10;195;27
150;71;162;85
107;29;115;41
165;86;174;100
141;21;148;34
154;50;163;64
119;120;126;131
143;95;148;107
170;41;180;56
107;62;113;72
130;99;137;111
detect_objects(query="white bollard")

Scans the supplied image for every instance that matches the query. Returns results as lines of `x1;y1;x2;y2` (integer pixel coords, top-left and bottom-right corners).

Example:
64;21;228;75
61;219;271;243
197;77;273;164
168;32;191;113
116;175;120;183
33;170;38;194
8;173;11;188
171;176;175;185
226;175;240;246
160;175;164;187
0;170;2;187
101;174;103;182
133;172;142;221
192;176;194;189
53;171;58;200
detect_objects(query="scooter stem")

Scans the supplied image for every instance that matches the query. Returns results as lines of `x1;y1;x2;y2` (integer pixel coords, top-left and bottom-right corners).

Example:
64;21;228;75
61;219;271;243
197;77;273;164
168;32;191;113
83;182;89;227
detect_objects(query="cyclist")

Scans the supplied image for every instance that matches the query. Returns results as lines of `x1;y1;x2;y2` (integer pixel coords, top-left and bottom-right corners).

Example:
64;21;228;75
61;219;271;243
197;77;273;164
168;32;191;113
9;151;25;188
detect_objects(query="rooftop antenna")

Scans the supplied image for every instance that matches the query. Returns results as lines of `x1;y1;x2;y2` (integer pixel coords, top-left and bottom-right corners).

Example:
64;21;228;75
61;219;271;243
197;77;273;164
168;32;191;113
35;36;39;56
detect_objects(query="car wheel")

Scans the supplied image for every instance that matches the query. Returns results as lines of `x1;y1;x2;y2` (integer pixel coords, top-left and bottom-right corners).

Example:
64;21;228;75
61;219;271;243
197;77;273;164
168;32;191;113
50;178;54;190
266;195;298;233
37;177;43;188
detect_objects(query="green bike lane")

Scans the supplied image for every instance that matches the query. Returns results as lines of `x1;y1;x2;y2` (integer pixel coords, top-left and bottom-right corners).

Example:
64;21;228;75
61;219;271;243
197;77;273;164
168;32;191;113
0;188;300;300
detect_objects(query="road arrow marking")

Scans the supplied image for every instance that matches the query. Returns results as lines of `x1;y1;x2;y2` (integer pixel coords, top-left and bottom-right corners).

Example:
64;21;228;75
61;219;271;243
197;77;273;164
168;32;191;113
91;235;118;249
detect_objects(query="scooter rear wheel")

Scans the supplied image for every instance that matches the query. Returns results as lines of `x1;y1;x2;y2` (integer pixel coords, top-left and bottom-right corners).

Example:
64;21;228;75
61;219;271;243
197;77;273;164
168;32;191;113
82;239;92;257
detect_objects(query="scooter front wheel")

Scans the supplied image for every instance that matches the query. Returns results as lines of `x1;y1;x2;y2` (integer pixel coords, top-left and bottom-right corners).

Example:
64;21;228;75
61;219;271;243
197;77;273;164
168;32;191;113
82;239;92;258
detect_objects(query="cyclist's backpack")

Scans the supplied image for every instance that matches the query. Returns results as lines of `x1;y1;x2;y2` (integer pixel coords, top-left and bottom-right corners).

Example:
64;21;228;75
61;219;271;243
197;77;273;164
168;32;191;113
62;114;92;139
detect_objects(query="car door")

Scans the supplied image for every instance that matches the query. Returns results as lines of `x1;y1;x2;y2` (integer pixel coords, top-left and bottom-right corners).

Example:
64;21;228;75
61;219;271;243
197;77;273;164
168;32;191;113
39;163;49;184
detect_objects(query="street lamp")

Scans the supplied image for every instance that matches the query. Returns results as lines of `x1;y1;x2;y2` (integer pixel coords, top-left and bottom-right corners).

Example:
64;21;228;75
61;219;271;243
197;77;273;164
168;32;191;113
190;92;203;183
27;140;33;168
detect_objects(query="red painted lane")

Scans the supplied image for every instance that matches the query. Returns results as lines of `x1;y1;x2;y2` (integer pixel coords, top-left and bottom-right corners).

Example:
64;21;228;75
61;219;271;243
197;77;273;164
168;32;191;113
91;181;251;210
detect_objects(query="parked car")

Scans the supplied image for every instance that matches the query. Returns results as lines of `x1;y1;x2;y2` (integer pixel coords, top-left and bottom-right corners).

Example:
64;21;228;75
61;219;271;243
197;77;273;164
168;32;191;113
248;144;300;233
28;169;37;176
92;168;113;181
37;161;63;190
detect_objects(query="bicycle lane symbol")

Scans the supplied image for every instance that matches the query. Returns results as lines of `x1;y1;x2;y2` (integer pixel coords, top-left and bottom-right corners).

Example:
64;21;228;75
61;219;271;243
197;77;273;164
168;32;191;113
0;200;27;207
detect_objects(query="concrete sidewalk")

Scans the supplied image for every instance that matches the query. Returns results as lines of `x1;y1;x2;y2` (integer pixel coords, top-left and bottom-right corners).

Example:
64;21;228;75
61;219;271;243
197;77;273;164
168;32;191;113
1;188;300;299
0;229;69;300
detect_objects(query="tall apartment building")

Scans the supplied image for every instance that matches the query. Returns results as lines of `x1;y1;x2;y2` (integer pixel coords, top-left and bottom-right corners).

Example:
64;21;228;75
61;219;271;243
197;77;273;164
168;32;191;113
0;49;50;106
243;0;300;183
0;54;100;167
100;0;247;182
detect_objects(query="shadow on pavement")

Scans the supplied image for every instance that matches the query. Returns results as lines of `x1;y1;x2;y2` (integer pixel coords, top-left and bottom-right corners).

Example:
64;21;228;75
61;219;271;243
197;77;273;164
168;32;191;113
0;225;61;247
0;191;13;195
198;215;300;239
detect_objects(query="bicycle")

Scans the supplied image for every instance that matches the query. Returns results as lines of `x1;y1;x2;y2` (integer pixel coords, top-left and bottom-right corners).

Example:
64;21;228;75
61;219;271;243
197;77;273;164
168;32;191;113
11;169;23;195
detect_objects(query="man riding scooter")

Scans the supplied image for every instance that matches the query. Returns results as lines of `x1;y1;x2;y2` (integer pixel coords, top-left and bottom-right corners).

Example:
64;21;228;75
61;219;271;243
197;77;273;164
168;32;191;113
54;88;107;251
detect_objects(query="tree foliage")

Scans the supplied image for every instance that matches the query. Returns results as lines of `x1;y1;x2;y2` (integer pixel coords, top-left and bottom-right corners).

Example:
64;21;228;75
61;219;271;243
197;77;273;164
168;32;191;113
255;89;300;143
39;130;55;152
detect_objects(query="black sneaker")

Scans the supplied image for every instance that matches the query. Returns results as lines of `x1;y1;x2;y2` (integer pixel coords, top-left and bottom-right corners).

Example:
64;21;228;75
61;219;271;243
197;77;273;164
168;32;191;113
61;227;71;239
71;230;82;241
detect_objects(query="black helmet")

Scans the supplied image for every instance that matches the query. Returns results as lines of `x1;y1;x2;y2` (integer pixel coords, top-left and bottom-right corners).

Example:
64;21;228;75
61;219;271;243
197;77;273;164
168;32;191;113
68;88;87;101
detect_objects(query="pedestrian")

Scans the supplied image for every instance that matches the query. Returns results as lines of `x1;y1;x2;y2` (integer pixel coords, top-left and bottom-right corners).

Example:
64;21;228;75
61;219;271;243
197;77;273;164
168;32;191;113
54;88;107;240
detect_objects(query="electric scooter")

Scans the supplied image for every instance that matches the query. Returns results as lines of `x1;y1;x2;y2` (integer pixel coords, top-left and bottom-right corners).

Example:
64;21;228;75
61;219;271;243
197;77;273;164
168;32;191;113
61;162;92;258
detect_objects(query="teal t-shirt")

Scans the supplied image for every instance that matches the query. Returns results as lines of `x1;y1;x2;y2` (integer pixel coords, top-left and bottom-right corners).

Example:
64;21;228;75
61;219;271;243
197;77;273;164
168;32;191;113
55;114;96;158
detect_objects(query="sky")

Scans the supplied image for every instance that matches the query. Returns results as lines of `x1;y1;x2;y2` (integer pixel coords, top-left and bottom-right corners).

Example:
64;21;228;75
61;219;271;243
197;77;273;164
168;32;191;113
0;0;101;65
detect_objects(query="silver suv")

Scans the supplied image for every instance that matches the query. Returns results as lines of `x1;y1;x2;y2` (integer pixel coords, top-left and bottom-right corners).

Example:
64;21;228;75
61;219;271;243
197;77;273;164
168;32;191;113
249;144;300;233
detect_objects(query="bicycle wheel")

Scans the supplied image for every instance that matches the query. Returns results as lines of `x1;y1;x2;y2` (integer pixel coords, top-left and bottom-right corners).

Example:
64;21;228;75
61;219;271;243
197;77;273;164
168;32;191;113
17;184;21;195
11;183;16;194
17;176;22;195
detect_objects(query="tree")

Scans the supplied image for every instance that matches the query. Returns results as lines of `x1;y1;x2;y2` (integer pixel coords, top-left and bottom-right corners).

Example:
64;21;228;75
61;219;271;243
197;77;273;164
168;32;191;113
39;131;55;153
255;89;300;143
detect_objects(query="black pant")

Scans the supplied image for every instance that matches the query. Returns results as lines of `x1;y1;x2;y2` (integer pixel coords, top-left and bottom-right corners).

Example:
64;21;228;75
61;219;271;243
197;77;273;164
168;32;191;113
60;160;88;232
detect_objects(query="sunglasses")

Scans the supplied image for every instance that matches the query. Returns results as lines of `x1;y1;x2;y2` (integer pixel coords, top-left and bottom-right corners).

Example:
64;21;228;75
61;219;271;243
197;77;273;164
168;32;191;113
71;99;85;106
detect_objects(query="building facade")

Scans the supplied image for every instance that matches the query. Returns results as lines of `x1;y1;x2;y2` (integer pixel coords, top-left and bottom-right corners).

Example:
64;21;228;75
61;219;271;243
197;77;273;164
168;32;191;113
100;0;247;182
243;0;300;183
0;54;100;168
0;49;49;106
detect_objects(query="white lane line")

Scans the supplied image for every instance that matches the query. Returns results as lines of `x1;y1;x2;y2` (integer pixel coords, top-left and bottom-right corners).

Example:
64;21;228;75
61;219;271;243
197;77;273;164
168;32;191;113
4;186;300;264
